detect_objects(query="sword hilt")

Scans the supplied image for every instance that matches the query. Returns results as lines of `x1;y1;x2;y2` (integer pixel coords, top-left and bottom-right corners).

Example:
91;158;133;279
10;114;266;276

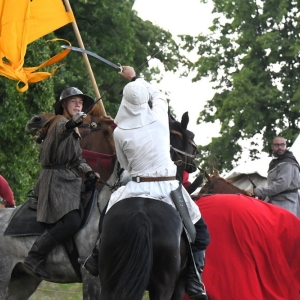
117;64;123;74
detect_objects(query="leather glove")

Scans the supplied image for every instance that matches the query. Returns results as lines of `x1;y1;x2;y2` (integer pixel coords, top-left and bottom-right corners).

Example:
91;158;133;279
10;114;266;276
84;171;99;191
66;112;87;130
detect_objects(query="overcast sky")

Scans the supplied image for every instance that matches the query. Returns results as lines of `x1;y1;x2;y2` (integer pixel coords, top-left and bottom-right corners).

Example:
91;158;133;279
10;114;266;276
132;0;219;146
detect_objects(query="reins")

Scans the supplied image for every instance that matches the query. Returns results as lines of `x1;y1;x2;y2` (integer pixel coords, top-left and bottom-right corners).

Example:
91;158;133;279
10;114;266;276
79;115;103;139
170;146;197;159
170;129;197;169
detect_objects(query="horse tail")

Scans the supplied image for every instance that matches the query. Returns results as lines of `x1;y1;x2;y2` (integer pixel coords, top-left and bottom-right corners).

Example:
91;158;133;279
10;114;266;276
113;211;152;300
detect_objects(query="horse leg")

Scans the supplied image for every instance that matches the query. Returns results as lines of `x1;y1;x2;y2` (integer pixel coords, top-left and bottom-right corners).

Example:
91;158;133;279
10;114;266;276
170;275;186;300
148;275;186;300
148;256;182;300
81;270;101;300
0;255;15;300
6;272;42;300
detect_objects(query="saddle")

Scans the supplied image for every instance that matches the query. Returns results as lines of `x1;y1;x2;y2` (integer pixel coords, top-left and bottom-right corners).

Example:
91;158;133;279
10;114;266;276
4;190;97;236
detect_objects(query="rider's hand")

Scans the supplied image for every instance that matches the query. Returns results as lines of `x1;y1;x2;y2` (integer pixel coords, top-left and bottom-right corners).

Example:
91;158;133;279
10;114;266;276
72;112;87;123
84;171;100;191
66;112;87;130
119;66;136;81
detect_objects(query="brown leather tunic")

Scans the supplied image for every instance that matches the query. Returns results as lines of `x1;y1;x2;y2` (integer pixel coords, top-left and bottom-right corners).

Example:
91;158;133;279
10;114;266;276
35;115;92;224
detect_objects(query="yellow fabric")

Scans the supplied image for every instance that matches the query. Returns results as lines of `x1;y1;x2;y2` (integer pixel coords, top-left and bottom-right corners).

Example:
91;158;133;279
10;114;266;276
0;0;75;92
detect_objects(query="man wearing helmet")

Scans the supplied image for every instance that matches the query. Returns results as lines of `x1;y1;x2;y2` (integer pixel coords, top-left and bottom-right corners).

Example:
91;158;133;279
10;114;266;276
80;67;210;300
24;87;99;279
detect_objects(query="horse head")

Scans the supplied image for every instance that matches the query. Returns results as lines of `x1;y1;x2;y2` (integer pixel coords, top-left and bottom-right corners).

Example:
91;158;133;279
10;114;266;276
169;111;198;178
26;113;55;134
199;168;252;196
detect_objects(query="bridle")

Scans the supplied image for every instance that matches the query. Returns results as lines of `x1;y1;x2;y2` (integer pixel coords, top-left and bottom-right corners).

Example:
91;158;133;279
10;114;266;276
79;115;104;138
200;177;219;195
170;129;198;169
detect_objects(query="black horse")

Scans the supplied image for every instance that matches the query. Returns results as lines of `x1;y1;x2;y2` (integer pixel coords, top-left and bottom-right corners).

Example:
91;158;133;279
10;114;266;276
99;198;186;300
170;111;202;193
98;112;199;300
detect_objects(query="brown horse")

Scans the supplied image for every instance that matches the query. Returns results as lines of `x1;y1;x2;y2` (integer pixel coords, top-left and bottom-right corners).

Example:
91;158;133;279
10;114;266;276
199;168;253;196
27;110;204;193
26;104;116;188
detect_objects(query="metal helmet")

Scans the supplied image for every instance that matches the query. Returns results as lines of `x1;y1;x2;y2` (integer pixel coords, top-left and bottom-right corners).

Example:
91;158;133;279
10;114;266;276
53;87;94;115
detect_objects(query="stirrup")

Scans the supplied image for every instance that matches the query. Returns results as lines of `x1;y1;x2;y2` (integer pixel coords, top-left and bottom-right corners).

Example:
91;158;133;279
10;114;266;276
78;254;99;277
78;254;92;268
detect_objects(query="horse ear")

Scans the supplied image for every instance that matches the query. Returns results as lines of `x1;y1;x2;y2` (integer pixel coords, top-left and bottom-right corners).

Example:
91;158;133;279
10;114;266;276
198;167;210;181
181;112;189;130
213;168;220;177
204;170;210;181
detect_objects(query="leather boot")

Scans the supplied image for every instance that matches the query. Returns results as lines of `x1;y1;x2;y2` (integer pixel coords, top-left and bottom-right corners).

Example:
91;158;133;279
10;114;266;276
24;231;58;279
186;250;208;300
78;244;99;277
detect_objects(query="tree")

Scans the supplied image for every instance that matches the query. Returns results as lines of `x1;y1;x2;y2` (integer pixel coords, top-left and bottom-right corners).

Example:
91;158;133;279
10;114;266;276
181;0;300;172
0;37;55;203
0;0;185;203
53;0;186;116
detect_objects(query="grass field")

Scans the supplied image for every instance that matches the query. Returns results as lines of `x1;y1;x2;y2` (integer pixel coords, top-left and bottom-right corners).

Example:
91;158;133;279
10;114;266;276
29;282;150;299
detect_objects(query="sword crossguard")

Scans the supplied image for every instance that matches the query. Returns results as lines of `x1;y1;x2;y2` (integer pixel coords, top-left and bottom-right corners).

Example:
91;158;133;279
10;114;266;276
117;64;123;74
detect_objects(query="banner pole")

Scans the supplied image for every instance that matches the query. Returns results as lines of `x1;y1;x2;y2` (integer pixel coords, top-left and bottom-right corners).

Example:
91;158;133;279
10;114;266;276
63;0;106;115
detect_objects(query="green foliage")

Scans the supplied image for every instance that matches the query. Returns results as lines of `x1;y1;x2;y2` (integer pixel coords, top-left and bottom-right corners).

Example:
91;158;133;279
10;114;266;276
0;0;183;203
0;38;55;204
181;0;300;171
53;0;185;116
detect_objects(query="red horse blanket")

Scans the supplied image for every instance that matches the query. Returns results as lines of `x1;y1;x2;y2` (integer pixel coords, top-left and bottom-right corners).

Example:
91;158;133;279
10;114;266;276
184;194;300;300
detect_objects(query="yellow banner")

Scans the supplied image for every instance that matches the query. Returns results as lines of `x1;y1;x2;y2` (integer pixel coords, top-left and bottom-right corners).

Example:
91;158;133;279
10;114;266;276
0;0;74;92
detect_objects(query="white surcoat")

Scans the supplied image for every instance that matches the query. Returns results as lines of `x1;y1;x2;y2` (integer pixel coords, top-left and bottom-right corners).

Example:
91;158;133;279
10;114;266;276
107;79;201;224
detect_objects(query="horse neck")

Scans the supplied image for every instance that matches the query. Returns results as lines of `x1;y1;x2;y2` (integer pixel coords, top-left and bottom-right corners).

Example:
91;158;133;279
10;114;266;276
79;114;115;155
80;129;114;155
209;177;248;194
79;118;116;182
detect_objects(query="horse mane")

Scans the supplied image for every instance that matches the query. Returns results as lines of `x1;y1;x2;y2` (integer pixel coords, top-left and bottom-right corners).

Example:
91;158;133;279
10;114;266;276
89;102;102;117
169;119;189;149
88;102;115;150
36;115;57;143
99;116;115;151
200;168;253;196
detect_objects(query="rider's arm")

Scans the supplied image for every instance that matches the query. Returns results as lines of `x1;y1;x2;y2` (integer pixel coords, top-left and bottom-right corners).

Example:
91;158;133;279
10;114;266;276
255;163;296;198
119;66;167;116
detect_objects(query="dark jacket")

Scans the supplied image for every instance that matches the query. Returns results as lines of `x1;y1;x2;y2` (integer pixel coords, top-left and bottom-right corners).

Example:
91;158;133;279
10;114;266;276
255;150;300;217
35;115;92;224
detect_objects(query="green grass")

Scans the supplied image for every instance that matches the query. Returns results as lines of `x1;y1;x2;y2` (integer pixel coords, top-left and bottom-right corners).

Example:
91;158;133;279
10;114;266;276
29;282;82;300
29;282;150;299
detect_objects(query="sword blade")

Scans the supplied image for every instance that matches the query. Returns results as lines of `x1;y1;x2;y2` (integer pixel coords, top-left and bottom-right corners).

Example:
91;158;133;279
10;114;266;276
61;45;121;72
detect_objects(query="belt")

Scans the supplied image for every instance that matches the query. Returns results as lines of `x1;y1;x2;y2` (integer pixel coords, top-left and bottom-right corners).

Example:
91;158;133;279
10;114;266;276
131;176;176;183
42;164;71;169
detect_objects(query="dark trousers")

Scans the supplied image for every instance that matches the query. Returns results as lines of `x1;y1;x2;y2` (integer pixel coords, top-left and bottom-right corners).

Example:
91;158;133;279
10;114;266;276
192;217;210;252
48;209;81;243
